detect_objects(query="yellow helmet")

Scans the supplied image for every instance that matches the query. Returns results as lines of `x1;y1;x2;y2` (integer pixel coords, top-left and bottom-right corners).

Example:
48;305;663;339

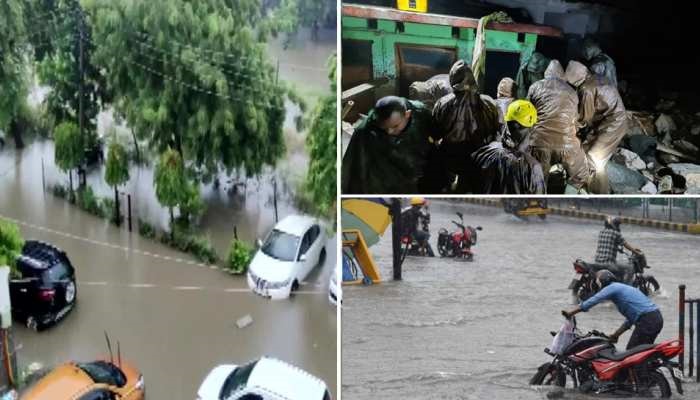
505;99;538;128
410;197;426;206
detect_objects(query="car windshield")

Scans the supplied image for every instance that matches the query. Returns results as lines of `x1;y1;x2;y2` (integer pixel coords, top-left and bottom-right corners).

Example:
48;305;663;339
43;261;70;281
77;361;127;387
220;361;258;399
261;230;299;262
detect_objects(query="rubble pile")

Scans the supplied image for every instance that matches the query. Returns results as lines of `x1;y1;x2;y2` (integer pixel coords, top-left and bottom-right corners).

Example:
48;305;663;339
605;94;700;194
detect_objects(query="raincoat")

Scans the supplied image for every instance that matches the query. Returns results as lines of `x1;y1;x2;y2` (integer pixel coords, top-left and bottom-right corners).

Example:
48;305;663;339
341;100;435;194
566;61;627;165
583;41;618;88
495;77;516;123
472;141;546;194
432;61;501;192
408;74;452;110
516;52;550;99
527;60;590;188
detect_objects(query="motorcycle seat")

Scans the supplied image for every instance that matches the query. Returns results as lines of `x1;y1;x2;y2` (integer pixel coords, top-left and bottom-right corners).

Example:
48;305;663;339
597;344;656;361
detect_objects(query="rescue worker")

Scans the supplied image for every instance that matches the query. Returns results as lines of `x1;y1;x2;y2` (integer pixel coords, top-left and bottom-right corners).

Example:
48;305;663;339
516;52;550;99
432;60;500;193
341;96;434;194
527;60;590;192
472;100;546;194
408;74;452;110
565;61;627;194
563;269;663;350
495;77;517;123
582;38;618;88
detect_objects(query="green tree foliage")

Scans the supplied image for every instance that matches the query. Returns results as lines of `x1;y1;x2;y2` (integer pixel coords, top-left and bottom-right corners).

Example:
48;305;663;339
154;148;187;234
54;121;83;195
304;54;336;216
0;219;24;272
264;0;334;39
88;0;288;179
25;0;110;147
104;140;129;224
0;0;30;147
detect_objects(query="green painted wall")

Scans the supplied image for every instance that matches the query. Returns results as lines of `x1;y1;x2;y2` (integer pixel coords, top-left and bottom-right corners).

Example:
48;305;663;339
342;16;539;80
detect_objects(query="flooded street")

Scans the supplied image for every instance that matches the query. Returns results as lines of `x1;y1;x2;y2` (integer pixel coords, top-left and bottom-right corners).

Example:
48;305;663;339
342;201;699;400
0;183;337;399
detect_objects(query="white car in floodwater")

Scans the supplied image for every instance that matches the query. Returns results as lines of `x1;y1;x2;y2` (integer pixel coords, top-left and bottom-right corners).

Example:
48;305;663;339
197;357;331;400
247;215;326;300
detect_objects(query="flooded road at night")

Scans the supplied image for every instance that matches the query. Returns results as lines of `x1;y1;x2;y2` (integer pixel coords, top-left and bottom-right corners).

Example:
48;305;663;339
342;200;699;400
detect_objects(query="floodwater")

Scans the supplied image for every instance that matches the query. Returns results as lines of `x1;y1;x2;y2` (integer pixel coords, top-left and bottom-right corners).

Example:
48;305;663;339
0;26;338;400
0;181;337;399
342;200;700;400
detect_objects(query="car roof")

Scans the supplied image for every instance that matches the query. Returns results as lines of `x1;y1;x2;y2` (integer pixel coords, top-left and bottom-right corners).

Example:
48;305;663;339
273;215;317;237
248;357;327;399
20;240;65;270
22;363;95;399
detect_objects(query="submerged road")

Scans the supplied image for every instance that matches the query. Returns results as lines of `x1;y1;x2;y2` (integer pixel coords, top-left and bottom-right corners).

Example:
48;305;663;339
342;200;699;400
0;175;337;400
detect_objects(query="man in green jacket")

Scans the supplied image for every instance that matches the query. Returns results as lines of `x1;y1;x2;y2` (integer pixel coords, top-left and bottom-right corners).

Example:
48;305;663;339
341;96;435;194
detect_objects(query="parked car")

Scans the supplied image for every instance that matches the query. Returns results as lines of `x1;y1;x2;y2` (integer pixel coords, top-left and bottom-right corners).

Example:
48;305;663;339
197;356;331;400
247;215;326;300
21;359;144;399
10;240;77;330
329;264;341;306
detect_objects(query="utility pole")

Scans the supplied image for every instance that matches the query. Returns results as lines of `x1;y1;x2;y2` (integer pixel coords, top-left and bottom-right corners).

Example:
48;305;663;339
78;12;85;187
391;199;402;281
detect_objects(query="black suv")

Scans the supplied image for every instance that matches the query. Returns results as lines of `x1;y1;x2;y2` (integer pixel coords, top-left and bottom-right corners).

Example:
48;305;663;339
10;240;77;330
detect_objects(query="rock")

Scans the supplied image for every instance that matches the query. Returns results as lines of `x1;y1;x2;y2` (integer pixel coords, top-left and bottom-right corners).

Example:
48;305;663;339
658;153;680;164
655;114;677;135
691;125;700;136
606;161;647;193
626;134;657;163
673;139;700;155
658;175;673;193
617;148;647;170
642;170;655;182
661;132;673;146
669;163;700;194
640;181;658;194
236;314;253;329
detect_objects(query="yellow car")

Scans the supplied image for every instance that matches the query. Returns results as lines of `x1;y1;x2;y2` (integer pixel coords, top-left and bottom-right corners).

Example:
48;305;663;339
503;199;548;219
21;359;144;400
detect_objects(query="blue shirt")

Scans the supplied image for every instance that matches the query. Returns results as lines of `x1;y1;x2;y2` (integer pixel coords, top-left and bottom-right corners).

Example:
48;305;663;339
580;283;658;328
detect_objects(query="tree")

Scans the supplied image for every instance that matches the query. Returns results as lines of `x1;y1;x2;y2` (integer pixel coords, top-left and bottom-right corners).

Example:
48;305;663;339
0;0;30;148
304;54;336;216
104;140;129;225
54;121;83;199
89;0;290;180
25;0;110;153
154;148;187;238
0;219;24;274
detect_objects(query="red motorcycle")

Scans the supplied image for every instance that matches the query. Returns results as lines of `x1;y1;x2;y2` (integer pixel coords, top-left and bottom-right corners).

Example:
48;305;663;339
530;315;683;398
436;212;482;261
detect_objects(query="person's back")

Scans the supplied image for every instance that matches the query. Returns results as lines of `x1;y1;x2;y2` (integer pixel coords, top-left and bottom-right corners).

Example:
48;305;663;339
472;142;545;194
581;282;658;324
579;75;626;130
527;61;580;149
408;74;452;110
595;227;623;264
583;40;618;88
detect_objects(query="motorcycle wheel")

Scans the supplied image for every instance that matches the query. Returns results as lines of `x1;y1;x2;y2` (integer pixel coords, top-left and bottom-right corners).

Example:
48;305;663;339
437;244;448;257
640;370;671;398
529;362;565;387
576;284;594;303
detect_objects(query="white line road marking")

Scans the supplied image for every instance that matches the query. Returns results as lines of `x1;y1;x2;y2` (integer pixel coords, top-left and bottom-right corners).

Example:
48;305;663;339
80;281;108;286
128;283;157;288
173;286;202;290
224;288;250;293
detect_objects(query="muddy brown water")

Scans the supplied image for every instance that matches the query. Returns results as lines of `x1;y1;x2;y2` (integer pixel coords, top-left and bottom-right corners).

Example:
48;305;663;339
0;26;337;400
342;200;700;400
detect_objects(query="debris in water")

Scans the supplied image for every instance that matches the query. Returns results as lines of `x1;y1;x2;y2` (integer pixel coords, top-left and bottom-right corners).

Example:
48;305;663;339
236;314;253;329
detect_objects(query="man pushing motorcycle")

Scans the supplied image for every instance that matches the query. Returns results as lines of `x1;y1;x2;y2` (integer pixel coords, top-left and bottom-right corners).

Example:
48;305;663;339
401;197;434;256
562;269;663;350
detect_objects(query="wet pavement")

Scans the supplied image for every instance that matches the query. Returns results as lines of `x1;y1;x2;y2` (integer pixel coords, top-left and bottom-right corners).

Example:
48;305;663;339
342;200;700;400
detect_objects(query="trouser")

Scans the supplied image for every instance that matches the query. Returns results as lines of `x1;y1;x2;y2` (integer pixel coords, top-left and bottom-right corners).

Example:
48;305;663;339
627;309;663;350
584;118;627;194
439;143;479;193
530;146;591;190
